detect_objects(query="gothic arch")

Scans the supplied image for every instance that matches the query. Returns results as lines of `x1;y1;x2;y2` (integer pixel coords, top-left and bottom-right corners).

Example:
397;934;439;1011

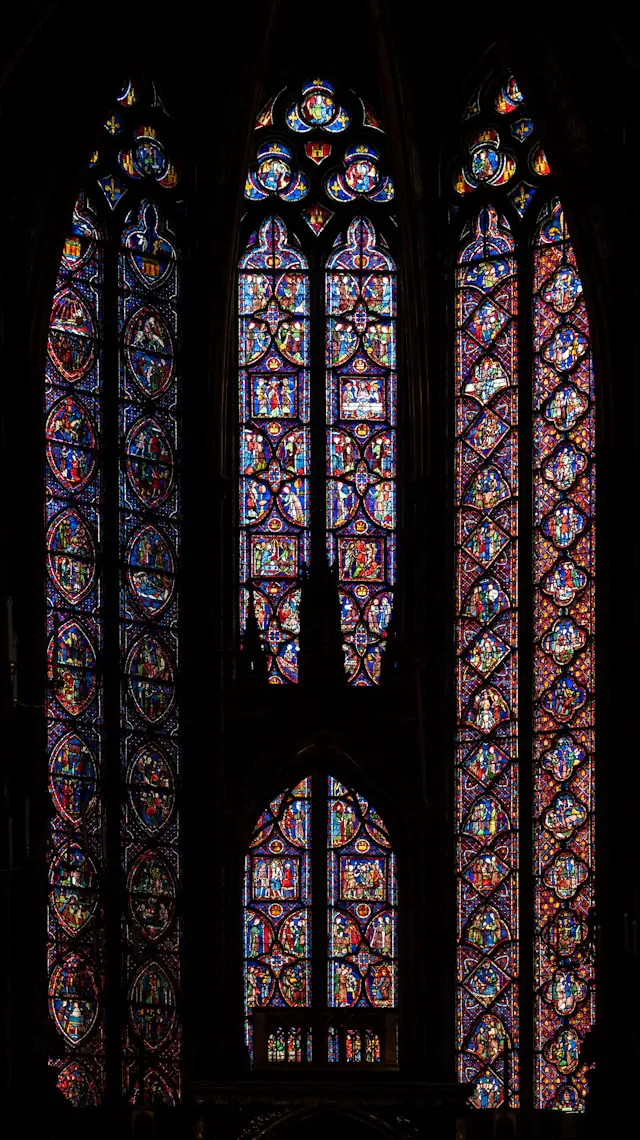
249;1106;410;1140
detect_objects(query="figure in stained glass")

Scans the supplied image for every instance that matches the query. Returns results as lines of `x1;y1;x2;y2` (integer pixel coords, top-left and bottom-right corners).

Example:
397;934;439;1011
239;217;310;683
452;70;596;1113
243;776;397;1062
455;201;518;1108
240;81;396;685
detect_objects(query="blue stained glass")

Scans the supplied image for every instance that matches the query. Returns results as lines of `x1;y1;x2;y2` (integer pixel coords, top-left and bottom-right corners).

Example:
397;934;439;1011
326;218;397;686
242;80;396;691
119;193;182;1103
508;182;536;217
244;779;312;1054
238;217;310;684
533;199;595;1112
455;206;519;1110
46;194;105;1102
98;175;127;209
327;778;397;1011
47;80;183;1111
243;776;397;1066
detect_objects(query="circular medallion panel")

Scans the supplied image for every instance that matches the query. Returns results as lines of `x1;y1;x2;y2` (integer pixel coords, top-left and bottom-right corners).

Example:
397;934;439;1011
46;397;97;492
49;953;100;1045
125;418;174;507
129;961;176;1050
49;732;97;824
47;509;95;604
128;745;175;832
48;289;95;381
125;306;174;398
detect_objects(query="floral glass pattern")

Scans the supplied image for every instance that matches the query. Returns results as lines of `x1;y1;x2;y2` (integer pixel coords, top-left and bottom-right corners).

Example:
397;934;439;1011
245;142;310;202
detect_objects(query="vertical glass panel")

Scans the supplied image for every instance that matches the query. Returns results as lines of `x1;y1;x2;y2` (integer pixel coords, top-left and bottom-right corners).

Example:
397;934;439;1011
243;779;312;1057
120;198;182;1104
45;194;105;1104
327;777;397;1013
325;218;397;686
455;206;519;1108
533;198;595;1112
238;217;310;683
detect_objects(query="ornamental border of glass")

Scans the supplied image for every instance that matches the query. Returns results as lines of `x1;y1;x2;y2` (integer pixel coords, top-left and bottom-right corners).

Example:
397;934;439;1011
44;79;183;1108
452;71;596;1111
239;78;397;686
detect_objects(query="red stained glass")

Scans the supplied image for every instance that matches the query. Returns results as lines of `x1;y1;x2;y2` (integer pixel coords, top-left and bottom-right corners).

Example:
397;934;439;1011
533;199;595;1111
455;205;519;1109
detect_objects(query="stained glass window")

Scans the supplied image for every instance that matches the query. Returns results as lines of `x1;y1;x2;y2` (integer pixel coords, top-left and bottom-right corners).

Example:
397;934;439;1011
239;79;397;685
238;220;310;683
46;193;105;1107
326;222;397;685
328;778;397;1010
452;71;596;1112
45;79;182;1107
120;198;182;1103
244;778;312;1055
243;776;398;1066
533;199;595;1112
455;205;519;1110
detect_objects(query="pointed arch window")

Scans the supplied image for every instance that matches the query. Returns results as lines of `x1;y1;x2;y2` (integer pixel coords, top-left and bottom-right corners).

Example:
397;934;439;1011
452;71;595;1111
243;775;398;1066
45;80;183;1107
238;79;397;686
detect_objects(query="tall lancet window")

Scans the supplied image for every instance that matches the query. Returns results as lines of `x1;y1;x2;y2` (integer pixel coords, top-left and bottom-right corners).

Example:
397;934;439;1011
239;79;397;685
45;80;183;1107
452;72;595;1111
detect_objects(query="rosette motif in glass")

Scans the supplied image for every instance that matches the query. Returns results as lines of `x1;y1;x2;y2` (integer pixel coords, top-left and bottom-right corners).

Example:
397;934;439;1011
455;205;519;1109
45;194;106;1105
120;198;182;1104
240;79;396;684
533;199;595;1112
326;219;397;685
238;217;310;683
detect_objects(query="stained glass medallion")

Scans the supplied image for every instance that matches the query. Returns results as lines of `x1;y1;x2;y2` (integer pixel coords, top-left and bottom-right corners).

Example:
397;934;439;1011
240;80;396;684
